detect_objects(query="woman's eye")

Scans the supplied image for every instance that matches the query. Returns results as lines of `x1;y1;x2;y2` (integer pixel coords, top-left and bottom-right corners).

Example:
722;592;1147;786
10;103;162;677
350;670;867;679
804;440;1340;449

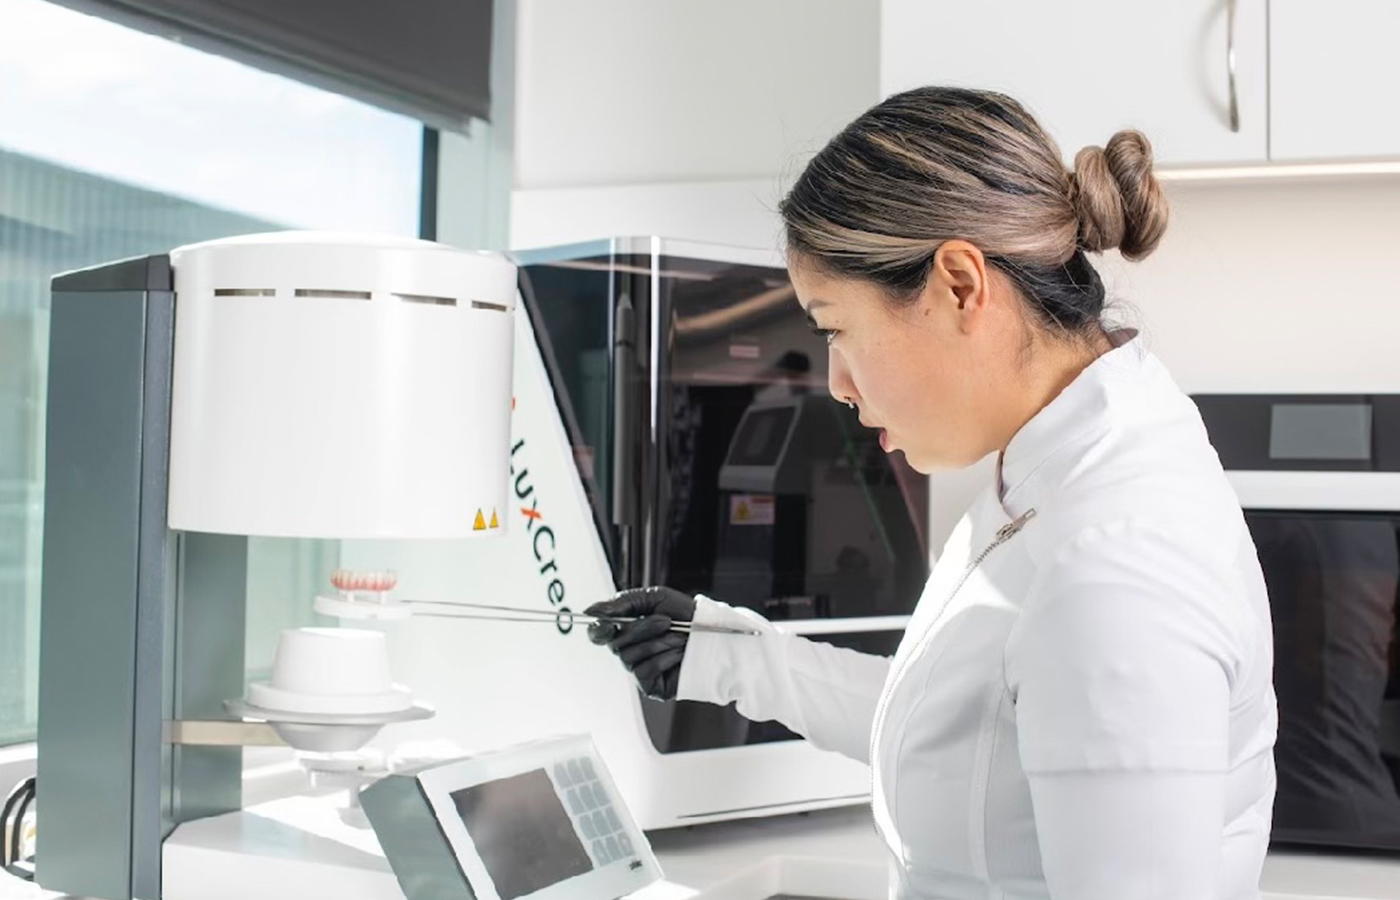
816;328;838;345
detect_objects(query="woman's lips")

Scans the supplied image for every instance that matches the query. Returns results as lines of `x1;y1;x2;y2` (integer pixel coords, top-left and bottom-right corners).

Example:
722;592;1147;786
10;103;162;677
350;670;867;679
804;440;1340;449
860;416;891;451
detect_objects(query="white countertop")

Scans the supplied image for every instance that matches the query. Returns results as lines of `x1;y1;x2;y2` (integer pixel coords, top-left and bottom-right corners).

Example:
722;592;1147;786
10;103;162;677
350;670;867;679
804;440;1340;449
6;801;1400;900
642;804;1400;900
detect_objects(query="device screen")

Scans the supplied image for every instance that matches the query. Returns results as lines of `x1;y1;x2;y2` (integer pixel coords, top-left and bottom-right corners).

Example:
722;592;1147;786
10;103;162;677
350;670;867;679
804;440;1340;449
1269;403;1373;461
451;768;593;899
728;406;797;467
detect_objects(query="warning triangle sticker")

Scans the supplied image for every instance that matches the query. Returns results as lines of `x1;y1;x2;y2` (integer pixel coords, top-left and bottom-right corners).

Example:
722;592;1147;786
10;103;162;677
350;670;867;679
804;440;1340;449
473;509;487;531
489;509;499;529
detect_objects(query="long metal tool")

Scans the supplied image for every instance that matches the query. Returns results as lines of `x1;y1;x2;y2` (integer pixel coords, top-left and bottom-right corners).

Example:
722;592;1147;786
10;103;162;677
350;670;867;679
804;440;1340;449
400;599;762;635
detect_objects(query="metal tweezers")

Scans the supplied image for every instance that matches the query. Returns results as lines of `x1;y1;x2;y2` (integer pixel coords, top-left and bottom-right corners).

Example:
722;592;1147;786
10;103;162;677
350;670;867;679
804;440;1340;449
400;600;762;636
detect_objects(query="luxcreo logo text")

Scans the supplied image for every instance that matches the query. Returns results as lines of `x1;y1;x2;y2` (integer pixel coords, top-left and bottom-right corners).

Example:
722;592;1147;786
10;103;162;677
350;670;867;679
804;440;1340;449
508;437;575;634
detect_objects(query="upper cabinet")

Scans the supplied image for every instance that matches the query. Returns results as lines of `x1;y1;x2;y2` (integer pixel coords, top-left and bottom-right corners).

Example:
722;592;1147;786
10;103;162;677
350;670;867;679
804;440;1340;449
881;0;1269;168
1269;0;1400;162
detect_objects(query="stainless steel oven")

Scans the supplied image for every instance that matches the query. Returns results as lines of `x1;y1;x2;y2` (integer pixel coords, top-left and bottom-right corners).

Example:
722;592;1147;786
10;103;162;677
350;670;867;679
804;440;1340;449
1196;394;1400;852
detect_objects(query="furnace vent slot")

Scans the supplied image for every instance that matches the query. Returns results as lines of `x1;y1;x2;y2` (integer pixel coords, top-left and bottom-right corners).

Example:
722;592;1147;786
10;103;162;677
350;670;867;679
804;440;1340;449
394;293;458;307
294;289;373;300
213;288;275;297
470;300;509;313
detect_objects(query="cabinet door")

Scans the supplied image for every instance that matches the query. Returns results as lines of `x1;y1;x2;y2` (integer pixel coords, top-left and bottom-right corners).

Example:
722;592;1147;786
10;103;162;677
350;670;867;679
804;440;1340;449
1270;0;1400;161
881;0;1268;167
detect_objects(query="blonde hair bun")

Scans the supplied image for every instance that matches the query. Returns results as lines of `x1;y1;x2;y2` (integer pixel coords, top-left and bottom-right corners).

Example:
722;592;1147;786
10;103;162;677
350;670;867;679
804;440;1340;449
1071;130;1168;261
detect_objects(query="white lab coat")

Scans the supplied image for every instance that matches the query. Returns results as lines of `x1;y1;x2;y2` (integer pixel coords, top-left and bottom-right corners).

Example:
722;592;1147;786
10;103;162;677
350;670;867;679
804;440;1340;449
677;334;1278;900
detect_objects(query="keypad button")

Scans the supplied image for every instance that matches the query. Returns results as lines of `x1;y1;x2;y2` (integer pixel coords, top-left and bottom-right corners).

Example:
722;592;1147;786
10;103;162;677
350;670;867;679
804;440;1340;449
580;813;597;840
619;834;635;857
554;763;572;788
566;788;583;815
591;809;610;836
592;839;608;864
580;757;597;781
567;759;585;784
585;783;601;811
605;807;622;833
605;836;622;860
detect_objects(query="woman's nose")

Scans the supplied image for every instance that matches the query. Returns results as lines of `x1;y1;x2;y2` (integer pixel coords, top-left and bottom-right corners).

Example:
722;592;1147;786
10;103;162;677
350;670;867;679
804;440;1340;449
828;350;857;407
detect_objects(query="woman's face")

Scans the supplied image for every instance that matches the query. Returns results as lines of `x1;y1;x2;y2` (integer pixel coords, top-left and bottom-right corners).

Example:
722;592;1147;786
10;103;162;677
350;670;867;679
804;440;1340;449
789;244;1015;474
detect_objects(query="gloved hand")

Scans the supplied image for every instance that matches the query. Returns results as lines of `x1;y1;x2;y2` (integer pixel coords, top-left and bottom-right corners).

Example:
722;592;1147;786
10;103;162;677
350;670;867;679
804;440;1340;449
585;586;697;700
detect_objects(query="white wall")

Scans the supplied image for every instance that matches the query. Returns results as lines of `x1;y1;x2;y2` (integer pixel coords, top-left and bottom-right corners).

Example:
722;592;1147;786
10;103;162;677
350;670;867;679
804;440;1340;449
510;177;789;251
515;0;878;189
510;0;878;249
1104;176;1400;394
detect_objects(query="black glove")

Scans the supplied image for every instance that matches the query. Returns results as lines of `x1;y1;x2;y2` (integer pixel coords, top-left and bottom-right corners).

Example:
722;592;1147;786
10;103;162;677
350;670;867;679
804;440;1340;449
585;586;697;700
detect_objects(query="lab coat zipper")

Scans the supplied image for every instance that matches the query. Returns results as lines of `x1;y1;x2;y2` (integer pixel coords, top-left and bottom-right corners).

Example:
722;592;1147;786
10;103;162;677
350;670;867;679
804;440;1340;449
867;507;1038;842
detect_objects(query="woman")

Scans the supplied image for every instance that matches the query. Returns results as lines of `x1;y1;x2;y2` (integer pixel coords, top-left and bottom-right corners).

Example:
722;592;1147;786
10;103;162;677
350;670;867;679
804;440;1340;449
586;86;1277;900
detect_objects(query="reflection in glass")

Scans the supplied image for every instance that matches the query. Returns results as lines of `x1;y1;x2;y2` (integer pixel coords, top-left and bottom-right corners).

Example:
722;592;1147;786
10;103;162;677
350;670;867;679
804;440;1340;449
1250;512;1400;850
519;247;930;754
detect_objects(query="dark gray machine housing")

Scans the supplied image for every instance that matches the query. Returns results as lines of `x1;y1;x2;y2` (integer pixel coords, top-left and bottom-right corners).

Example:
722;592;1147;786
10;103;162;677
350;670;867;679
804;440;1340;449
361;766;478;900
38;256;249;900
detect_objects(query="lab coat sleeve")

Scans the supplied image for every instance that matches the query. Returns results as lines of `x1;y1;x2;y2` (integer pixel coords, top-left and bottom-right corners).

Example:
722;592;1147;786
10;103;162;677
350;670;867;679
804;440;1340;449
675;595;891;764
1005;520;1245;900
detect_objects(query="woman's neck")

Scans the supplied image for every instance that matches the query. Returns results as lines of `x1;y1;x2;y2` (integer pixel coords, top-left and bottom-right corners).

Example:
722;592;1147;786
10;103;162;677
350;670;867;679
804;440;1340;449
999;328;1114;458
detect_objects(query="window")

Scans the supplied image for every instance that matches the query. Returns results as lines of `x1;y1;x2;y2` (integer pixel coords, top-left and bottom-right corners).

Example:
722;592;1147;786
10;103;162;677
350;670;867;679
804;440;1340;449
0;0;425;746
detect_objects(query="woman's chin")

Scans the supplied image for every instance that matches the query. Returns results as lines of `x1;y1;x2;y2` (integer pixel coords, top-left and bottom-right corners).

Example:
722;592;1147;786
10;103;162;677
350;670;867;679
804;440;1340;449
901;446;976;475
896;446;934;475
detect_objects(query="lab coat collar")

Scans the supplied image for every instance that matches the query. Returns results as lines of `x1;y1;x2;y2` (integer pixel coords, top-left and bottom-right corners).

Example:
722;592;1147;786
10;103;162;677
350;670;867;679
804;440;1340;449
998;329;1147;513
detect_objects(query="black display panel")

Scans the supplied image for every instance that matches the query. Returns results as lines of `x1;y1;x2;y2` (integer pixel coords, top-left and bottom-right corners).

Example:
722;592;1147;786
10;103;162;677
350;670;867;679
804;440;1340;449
450;769;593;899
1193;394;1400;471
1249;511;1400;852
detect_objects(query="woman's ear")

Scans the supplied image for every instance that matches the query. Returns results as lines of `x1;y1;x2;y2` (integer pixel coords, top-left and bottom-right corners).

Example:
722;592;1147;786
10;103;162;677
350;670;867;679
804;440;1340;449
929;240;996;335
928;241;989;326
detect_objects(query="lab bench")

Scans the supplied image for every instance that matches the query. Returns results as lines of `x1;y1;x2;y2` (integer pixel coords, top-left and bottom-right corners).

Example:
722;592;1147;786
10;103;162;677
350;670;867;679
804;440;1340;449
643;804;1400;900
6;801;1400;900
